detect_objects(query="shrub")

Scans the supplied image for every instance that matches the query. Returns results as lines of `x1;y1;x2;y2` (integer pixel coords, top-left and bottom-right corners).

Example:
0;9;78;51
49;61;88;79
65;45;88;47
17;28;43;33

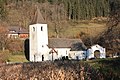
0;50;10;63
7;39;24;53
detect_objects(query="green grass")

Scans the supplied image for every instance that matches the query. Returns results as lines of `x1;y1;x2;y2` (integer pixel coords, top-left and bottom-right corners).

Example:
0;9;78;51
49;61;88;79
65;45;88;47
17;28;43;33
0;51;28;63
8;54;28;62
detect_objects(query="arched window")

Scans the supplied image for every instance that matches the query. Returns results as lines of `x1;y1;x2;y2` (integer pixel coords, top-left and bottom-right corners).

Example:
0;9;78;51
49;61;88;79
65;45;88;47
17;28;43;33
94;50;100;58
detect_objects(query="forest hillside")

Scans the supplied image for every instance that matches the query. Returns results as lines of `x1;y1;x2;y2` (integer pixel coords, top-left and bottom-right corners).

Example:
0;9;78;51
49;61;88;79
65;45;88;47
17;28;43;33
0;0;119;55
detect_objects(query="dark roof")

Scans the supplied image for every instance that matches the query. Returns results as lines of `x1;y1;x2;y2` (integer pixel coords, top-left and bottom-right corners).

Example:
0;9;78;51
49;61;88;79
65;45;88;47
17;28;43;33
30;6;46;24
70;42;87;51
48;38;87;51
8;26;28;34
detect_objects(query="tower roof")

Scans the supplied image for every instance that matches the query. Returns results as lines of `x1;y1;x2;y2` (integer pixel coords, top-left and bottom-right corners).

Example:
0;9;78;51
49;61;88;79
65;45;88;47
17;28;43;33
31;6;46;24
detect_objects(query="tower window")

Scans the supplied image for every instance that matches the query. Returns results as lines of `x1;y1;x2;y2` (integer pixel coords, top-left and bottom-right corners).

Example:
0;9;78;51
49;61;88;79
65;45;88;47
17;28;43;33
41;26;43;31
33;27;35;31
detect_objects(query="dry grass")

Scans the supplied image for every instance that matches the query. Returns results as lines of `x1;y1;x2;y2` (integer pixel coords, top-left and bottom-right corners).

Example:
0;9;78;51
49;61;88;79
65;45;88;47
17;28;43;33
0;59;119;80
0;58;120;80
48;22;107;38
0;61;99;80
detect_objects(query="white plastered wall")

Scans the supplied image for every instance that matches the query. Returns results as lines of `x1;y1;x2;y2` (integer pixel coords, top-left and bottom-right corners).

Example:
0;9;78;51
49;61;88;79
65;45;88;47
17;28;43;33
29;24;48;62
87;44;106;59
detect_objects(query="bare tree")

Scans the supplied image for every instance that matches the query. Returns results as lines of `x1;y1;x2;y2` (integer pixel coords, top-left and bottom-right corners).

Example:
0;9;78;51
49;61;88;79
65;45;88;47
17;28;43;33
96;0;120;55
0;26;9;51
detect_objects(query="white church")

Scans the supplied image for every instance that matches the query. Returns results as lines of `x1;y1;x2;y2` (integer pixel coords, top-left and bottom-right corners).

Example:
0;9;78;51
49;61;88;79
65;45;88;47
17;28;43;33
28;7;106;62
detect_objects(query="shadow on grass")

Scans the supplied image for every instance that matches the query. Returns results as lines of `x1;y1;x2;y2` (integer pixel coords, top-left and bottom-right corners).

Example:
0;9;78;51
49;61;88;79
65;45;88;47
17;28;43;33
87;57;120;80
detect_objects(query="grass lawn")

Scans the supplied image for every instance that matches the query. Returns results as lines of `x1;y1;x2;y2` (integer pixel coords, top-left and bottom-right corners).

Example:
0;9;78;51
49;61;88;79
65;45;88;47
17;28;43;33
8;54;28;62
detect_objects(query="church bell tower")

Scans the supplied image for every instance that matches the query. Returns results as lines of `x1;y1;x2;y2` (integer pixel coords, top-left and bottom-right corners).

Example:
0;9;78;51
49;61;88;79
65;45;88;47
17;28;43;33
29;6;48;62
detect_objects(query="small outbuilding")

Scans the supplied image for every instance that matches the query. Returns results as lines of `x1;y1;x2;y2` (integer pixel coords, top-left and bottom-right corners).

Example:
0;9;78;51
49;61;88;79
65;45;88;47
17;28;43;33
87;44;106;59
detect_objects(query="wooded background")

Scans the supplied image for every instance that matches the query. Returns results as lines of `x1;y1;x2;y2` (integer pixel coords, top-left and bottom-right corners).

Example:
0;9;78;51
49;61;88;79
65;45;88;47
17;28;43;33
0;0;119;56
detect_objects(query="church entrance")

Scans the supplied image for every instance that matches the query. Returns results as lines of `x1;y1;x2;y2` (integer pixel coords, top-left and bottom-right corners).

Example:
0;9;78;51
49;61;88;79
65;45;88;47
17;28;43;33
94;50;100;58
42;55;44;61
